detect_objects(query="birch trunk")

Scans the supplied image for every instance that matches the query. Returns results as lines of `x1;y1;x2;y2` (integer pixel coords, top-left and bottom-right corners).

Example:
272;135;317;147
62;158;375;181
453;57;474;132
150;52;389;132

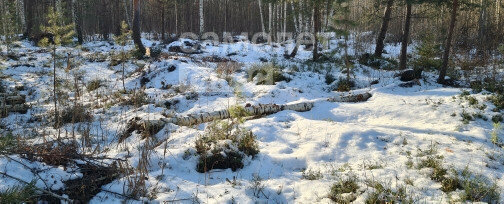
16;0;25;32
283;1;287;42
128;93;373;144
153;93;371;127
199;0;204;35
258;0;266;34
268;3;272;42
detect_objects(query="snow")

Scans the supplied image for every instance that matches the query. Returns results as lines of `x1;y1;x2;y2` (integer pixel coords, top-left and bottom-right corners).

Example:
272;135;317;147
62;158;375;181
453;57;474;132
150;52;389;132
0;37;503;203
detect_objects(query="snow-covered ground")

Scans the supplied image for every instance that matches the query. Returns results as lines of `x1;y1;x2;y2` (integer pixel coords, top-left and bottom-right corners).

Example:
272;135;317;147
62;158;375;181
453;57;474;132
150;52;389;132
0;38;503;203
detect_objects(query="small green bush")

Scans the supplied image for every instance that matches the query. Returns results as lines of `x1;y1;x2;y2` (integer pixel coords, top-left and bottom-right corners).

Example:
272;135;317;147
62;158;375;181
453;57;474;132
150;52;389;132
302;169;323;180
60;104;93;125
364;180;413;204
86;79;102;92
247;63;289;85
334;78;355;92
195;111;259;173
329;175;359;203
459;168;500;202
0;182;37;203
489;94;504;111
0;132;18;152
358;53;397;70
411;33;442;71
325;73;336;85
492;115;503;123
461;111;474;124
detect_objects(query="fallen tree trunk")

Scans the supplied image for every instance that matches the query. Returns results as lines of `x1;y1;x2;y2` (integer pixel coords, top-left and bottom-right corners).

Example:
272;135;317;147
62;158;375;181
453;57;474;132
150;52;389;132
327;92;372;103
154;92;372;127
0;104;29;116
135;92;372;149
0;95;26;105
161;102;315;126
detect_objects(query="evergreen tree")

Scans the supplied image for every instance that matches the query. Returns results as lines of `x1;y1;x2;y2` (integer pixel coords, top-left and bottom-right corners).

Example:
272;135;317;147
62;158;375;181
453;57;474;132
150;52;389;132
114;21;132;92
0;0;21;55
331;0;356;82
39;7;75;131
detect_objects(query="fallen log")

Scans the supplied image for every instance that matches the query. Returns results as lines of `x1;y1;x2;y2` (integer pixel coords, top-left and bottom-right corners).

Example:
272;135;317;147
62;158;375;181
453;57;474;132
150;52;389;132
0;104;29;116
327;92;373;103
0;95;26;105
160;102;315;126
132;92;373;149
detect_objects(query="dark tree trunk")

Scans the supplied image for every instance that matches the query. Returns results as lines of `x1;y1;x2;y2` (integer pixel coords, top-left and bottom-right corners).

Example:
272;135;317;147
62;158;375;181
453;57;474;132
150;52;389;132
438;0;459;83
399;3;412;70
73;0;84;44
133;0;146;56
100;1;109;40
23;0;33;39
161;2;166;41
313;3;320;61
374;0;394;57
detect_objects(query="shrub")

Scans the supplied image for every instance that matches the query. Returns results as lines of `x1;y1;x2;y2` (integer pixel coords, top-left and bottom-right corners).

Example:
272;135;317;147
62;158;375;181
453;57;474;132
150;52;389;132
216;61;242;84
334;78;355;92
417;155;447;182
459;169;499;202
328;175;359;203
121;90;151;108
0;132;18;152
364;180;413;204
461;111;474;124
358;53;397;70
247;63;289;85
492;114;503;123
411;33;442;71
0;182;37;203
488;94;504;111
150;46;162;59
120;117;165;142
325;73;336;85
491;122;501;145
302;169;323;180
60;104;93;125
195;108;259;173
86;79;102;92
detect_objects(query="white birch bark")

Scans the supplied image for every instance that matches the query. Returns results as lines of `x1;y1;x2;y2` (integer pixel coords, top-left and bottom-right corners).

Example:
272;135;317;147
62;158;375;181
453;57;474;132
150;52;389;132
154;93;372;127
16;0;25;31
291;2;299;34
258;0;266;34
199;0;204;35
283;1;287;42
124;0;131;27
268;3;272;34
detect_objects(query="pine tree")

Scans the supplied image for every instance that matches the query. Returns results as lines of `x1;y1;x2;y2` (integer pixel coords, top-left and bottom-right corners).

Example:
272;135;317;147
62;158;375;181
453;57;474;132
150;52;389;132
39;7;75;131
331;0;356;83
0;0;21;56
114;21;132;92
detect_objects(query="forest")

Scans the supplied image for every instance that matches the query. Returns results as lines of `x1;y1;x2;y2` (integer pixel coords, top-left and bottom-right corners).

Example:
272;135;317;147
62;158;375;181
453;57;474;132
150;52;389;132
0;0;504;203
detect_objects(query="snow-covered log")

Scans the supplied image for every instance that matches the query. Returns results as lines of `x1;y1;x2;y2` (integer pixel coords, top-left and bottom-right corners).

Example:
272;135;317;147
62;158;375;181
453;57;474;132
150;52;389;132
0;95;25;105
157;92;372;127
0;104;28;115
327;92;372;103
127;92;372;145
161;102;315;126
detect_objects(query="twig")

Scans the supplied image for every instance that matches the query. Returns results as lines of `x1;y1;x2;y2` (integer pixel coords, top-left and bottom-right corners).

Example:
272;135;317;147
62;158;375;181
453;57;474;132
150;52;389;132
0;171;73;202
101;189;140;201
